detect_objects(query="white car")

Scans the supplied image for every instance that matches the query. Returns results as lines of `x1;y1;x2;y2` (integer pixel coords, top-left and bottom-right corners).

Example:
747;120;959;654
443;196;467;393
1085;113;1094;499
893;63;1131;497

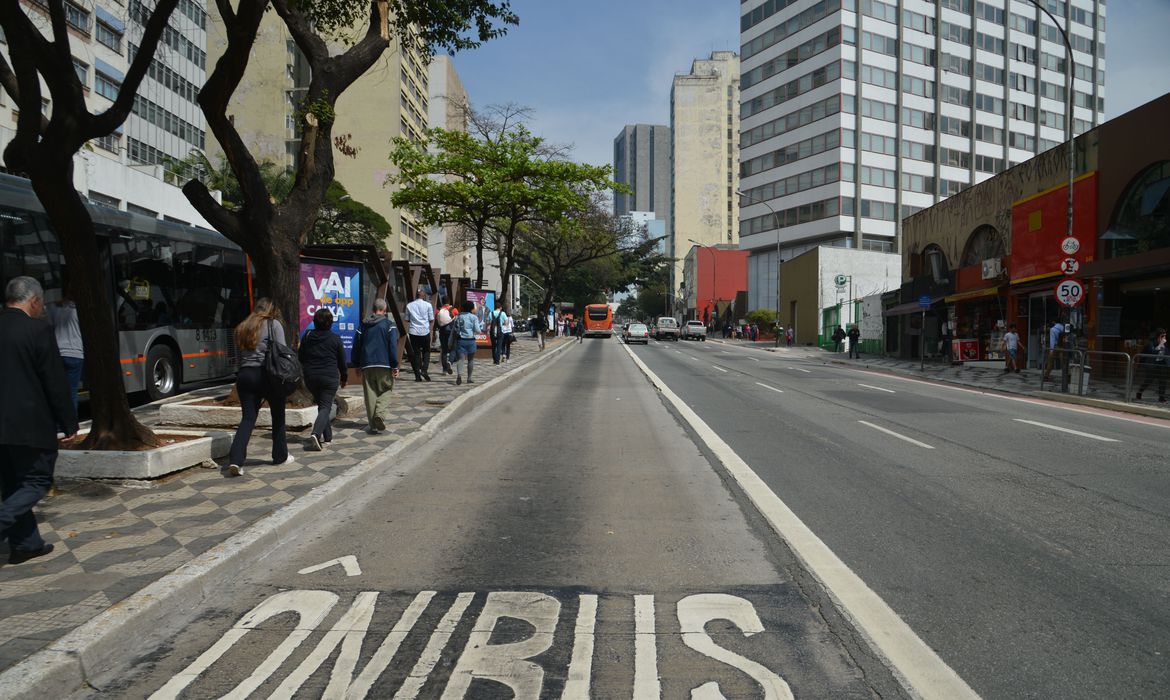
682;320;707;341
625;323;650;344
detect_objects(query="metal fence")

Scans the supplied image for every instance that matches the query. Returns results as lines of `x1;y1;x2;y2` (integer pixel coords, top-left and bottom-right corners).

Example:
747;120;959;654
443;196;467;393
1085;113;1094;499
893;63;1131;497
1132;353;1169;404
1040;350;1168;405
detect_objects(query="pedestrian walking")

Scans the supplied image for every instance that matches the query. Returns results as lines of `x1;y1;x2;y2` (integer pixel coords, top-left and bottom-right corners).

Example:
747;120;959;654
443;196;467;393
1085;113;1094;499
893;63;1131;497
1135;328;1168;403
452;300;482;385
501;312;515;361
1041;321;1066;382
576;317;585;343
847;324;861;358
832;325;846;353
352;298;400;434
405;289;435;382
298;308;347;451
533;313;546;350
226;297;292;477
786;326;794;347
488;302;507;364
0;277;78;564
436;302;457;375
1002;324;1023;373
47;288;84;412
751;324;759;342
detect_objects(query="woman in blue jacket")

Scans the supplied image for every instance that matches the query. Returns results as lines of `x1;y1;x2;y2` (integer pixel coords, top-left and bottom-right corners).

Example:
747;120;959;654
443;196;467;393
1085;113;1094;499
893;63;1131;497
452;300;482;385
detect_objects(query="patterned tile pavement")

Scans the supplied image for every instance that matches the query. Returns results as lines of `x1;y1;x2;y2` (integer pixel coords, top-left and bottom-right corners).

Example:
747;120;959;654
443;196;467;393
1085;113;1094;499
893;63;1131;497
0;336;569;672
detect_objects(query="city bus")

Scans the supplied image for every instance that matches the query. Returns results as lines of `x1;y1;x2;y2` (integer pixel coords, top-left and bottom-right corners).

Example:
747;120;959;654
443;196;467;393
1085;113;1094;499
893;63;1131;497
583;303;614;337
0;173;249;401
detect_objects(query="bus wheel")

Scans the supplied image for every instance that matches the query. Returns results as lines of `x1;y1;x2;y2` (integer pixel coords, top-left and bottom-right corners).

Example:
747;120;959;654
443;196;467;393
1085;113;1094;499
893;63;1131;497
146;345;178;401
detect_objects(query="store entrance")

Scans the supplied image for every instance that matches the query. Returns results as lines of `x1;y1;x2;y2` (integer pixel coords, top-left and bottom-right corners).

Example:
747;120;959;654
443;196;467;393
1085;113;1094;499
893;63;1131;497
1026;292;1061;368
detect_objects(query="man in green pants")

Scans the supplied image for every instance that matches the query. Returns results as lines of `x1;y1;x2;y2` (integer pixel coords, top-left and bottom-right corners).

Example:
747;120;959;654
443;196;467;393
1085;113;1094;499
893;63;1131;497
352;299;400;434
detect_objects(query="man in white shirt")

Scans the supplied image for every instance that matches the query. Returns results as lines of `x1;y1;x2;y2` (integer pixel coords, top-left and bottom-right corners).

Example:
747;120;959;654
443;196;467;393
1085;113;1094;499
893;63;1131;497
405;289;435;382
1002;323;1023;373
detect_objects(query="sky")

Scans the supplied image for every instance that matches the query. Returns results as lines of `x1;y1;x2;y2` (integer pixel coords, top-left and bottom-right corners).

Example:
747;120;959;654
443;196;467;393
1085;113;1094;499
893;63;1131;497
453;0;1170;169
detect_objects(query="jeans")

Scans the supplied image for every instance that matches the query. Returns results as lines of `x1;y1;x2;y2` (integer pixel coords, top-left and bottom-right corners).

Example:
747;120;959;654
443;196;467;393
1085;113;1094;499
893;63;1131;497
62;356;84;412
407;334;430;378
455;338;477;379
305;375;339;442
491;334;504;364
848;340;860;358
229;366;288;466
0;446;57;553
438;325;453;372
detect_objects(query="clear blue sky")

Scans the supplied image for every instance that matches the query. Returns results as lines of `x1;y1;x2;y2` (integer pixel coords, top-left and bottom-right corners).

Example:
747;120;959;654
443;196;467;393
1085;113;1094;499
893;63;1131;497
454;0;1170;168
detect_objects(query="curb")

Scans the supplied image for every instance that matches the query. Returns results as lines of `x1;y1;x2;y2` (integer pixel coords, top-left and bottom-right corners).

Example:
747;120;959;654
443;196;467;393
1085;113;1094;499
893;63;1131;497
0;341;575;700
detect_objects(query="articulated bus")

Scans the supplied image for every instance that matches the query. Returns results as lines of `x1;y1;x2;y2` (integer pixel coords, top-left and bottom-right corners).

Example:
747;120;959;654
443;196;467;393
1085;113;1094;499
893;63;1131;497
583;303;614;337
0;173;249;401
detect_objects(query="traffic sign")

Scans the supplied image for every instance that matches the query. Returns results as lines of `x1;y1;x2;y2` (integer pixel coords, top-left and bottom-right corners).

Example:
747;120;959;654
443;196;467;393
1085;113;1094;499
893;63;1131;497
1060;257;1080;276
1054;278;1085;307
834;274;848;287
918;295;932;308
1060;237;1081;255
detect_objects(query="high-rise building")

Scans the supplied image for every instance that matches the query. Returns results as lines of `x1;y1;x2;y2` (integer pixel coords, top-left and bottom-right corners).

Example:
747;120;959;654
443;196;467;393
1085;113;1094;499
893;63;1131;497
613;124;671;227
670;51;741;294
0;1;212;223
203;13;431;262
738;0;1106;311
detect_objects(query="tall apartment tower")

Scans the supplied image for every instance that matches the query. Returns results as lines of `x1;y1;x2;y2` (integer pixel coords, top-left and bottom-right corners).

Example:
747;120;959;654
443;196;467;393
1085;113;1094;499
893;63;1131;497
204;14;431;262
0;1;211;222
670;51;741;293
738;0;1106;311
612;124;671;225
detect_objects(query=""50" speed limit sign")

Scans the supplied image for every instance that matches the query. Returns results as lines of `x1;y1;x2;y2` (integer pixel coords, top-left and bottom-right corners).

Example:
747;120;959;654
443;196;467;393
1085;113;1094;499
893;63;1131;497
1054;278;1085;307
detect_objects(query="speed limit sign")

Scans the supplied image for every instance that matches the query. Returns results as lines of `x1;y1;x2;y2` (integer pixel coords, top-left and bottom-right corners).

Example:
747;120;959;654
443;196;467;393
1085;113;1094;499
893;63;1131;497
1054;278;1085;307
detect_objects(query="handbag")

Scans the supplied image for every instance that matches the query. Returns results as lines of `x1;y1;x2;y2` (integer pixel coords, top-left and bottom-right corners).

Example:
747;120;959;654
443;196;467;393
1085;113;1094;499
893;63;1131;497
263;319;302;397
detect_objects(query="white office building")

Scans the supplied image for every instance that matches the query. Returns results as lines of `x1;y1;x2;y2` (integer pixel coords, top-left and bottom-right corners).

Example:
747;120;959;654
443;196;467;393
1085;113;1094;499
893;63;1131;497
738;0;1106;310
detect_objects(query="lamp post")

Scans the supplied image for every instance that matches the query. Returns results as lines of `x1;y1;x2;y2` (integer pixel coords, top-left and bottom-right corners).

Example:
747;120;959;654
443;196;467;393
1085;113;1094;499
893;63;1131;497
736;189;783;346
687;239;718;329
513;272;546;321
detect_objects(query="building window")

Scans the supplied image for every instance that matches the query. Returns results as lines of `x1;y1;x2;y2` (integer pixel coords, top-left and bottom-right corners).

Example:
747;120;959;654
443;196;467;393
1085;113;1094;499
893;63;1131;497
1107;161;1170;258
88;191;120;208
95;72;120;100
73;59;88;86
65;2;91;33
96;21;123;52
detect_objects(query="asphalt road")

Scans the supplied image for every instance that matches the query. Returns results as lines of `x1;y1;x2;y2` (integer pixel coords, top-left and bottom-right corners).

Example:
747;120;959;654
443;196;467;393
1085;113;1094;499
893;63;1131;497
91;339;907;699
629;337;1170;699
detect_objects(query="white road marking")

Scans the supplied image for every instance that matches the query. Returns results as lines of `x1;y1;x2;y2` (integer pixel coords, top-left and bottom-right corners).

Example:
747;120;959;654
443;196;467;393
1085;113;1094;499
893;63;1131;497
634;595;661;698
712;365;729;373
394;592;475;699
678;594;793;699
1013;419;1120;442
858;421;935;449
748;357;760;362
298;555;362;577
272;591;380;696
755;382;784;394
443;592;560;699
621;343;977;700
561;595;598;700
858;384;896;394
786;367;812;373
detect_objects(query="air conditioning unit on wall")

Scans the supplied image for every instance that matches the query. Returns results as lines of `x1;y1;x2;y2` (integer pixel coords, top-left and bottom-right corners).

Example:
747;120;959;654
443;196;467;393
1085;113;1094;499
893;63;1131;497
981;258;1003;280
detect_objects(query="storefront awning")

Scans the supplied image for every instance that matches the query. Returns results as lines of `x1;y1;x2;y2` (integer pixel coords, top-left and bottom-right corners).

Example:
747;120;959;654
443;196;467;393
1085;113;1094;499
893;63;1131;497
883;296;944;317
944;286;1003;303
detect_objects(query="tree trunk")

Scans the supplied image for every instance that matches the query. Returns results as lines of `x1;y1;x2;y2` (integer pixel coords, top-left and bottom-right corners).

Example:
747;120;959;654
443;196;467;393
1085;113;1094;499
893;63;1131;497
29;163;160;449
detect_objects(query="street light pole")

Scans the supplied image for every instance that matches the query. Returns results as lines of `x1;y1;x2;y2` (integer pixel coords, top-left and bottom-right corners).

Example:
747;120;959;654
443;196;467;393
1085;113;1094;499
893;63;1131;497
736;189;783;346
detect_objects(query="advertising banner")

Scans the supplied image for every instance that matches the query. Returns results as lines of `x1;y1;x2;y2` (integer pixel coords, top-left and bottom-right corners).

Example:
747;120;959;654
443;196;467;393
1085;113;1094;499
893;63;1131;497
1009;173;1098;282
465;288;496;347
300;261;362;362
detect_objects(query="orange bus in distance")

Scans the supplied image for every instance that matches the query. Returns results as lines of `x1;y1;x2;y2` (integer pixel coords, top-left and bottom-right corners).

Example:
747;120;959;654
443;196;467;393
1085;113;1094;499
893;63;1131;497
583;304;613;338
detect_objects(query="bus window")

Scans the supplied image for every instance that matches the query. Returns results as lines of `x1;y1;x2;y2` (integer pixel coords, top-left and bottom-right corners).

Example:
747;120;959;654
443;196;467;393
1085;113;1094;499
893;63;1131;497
222;248;250;328
0;209;63;300
174;242;224;327
110;235;175;330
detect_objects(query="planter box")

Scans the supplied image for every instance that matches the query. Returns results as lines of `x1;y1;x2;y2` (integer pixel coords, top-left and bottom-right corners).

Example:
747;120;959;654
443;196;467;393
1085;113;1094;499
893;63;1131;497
57;430;231;480
158;396;319;429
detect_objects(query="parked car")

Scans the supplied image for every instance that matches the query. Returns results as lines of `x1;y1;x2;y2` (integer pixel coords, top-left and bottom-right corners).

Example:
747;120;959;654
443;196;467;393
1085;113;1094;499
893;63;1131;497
653;317;680;341
626;323;650;344
682;320;708;341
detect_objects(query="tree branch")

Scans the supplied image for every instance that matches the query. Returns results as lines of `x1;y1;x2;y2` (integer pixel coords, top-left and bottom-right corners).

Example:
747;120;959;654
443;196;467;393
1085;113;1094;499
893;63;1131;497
182;180;245;248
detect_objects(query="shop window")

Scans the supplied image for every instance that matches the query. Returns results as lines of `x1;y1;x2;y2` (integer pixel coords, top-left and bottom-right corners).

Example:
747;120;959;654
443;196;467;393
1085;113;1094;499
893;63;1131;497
960;225;1006;268
1105;161;1170;258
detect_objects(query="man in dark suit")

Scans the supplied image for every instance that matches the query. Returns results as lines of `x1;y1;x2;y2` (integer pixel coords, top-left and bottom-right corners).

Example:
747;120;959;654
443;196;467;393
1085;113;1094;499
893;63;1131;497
0;276;78;564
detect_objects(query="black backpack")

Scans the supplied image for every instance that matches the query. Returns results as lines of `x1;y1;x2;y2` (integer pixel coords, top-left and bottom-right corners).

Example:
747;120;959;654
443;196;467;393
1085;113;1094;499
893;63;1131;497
489;311;502;339
264;319;302;397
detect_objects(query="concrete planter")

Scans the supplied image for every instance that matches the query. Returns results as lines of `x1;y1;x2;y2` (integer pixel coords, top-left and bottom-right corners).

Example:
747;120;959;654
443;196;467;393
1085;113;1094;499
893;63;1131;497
158;396;319;429
57;430;231;480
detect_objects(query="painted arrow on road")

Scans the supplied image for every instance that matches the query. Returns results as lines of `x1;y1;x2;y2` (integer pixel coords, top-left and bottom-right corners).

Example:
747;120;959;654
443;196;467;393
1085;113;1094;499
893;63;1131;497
297;555;362;577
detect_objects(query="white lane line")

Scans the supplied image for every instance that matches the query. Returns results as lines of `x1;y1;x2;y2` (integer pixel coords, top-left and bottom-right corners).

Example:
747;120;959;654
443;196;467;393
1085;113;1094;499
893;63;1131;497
562;595;598;699
712;365;729;373
633;595;660;698
858;421;935;449
756;382;784;394
858;384;896;394
748;357;761;362
1013;419;1119;442
393;592;474;699
787;367;812;373
621;344;976;700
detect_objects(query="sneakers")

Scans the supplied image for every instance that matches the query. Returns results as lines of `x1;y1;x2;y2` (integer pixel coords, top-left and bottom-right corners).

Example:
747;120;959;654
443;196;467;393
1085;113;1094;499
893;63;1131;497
371;415;386;432
423;373;432;382
307;435;322;451
467;379;475;384
456;375;462;386
224;464;243;478
279;455;295;465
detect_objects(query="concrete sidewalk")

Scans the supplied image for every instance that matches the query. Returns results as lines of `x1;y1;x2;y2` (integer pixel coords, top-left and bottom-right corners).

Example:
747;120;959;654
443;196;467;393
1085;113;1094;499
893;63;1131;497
0;336;568;674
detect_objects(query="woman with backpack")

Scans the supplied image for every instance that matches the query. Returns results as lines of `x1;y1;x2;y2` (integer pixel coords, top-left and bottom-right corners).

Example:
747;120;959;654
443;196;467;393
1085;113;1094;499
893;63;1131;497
226;298;292;477
298;308;347;451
